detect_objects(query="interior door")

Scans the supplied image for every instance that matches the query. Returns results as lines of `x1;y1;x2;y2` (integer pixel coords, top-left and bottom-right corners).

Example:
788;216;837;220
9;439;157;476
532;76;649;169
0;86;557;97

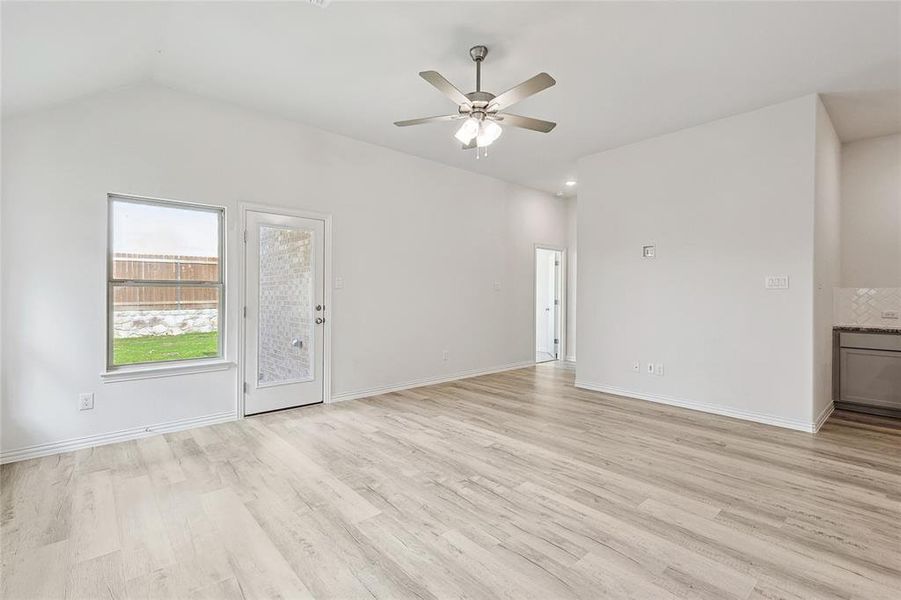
535;248;561;362
244;210;325;415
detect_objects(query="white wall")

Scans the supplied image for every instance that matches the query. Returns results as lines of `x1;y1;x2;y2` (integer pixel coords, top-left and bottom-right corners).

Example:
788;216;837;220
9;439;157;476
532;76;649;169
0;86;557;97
576;96;822;430
1;85;570;458
813;98;841;422
840;133;901;287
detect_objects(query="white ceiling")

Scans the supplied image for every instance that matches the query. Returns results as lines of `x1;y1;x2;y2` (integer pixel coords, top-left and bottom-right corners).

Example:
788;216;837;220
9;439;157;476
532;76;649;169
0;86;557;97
3;1;899;196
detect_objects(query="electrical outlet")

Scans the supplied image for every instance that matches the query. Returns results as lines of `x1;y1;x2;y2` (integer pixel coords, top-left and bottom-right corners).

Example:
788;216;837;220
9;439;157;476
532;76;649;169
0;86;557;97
647;363;655;374
78;393;94;411
632;361;640;372
765;275;790;290
442;350;449;361
493;280;502;291
334;277;344;289
654;363;664;376
882;310;899;320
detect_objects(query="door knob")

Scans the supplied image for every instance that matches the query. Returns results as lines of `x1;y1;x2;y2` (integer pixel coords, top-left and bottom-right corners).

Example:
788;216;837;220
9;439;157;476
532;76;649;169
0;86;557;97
315;304;323;311
291;338;302;348
315;317;325;325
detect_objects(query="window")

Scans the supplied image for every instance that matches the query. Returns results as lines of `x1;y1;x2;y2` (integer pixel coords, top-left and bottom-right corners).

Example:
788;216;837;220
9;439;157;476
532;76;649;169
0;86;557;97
108;195;224;368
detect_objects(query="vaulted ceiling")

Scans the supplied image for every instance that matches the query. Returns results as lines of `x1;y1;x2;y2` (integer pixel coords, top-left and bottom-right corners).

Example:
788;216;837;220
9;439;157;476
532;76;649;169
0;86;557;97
3;1;899;196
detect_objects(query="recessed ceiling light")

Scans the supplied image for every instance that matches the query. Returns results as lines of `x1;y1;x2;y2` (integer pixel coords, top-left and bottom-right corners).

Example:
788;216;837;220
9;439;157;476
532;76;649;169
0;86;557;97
565;180;577;187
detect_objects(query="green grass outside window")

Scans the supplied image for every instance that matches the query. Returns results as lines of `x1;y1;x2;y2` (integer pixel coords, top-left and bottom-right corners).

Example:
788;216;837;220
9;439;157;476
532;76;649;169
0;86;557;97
113;331;219;366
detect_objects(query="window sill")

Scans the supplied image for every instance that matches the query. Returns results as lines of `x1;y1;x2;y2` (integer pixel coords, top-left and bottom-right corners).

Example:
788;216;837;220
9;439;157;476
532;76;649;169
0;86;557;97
101;359;234;383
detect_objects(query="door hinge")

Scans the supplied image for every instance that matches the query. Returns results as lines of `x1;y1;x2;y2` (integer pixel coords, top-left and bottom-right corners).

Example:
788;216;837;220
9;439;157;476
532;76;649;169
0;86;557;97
243;229;247;243
554;299;559;305
243;382;248;394
243;306;247;318
555;260;560;266
554;338;559;344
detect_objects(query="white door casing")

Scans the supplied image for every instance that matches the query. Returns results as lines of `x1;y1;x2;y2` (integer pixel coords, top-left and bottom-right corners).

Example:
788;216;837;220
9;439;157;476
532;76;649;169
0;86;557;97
552;251;561;358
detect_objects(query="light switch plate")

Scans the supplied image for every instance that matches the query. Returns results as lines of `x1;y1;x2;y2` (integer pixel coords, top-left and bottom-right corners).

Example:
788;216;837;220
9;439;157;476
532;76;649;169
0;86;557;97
765;275;790;290
334;277;344;289
79;393;94;411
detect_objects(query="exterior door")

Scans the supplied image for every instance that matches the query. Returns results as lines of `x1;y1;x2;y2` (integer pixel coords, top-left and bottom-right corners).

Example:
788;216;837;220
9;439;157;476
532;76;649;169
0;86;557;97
244;210;325;415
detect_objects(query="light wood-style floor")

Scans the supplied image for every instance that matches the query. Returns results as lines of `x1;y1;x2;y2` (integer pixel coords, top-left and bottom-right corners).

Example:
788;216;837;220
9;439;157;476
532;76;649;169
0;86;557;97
2;363;900;599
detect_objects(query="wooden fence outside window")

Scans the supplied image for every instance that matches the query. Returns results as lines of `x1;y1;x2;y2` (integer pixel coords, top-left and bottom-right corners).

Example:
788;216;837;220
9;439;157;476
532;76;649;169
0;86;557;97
113;254;219;311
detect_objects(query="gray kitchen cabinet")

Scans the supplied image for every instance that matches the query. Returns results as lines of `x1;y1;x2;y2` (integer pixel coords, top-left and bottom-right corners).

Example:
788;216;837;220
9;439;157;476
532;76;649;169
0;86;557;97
836;330;901;416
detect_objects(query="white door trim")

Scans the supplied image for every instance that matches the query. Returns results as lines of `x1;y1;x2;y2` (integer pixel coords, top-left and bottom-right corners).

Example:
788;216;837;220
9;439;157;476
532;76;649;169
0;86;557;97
238;203;333;417
533;244;567;364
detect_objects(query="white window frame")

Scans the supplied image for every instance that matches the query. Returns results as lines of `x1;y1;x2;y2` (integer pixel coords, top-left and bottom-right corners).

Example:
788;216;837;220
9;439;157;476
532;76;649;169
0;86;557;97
106;193;226;372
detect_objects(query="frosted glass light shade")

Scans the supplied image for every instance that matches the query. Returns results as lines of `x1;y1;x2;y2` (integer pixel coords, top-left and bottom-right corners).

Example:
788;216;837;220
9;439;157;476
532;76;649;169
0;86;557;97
476;120;502;147
454;118;480;144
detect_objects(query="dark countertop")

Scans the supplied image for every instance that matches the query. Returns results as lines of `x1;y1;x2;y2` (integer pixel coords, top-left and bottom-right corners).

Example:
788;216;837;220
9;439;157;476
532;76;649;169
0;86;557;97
834;326;901;335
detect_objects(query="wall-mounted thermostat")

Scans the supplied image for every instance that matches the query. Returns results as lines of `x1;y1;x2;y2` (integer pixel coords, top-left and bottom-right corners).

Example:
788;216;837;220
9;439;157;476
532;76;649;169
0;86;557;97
642;245;656;258
765;275;790;290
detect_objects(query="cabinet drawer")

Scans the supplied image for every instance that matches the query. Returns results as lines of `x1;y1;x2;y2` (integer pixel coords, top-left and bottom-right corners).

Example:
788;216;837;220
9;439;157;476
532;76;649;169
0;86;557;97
840;332;901;352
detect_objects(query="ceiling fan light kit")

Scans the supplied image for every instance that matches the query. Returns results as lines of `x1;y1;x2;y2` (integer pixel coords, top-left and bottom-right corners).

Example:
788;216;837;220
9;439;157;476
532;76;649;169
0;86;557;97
395;45;557;158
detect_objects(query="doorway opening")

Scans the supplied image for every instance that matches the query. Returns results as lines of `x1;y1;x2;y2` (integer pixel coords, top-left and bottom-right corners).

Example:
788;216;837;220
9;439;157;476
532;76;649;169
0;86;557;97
535;246;564;363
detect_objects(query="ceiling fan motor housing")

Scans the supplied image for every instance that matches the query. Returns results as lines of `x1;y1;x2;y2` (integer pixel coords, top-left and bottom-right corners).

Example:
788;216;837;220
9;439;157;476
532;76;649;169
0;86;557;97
469;45;488;62
464;91;497;118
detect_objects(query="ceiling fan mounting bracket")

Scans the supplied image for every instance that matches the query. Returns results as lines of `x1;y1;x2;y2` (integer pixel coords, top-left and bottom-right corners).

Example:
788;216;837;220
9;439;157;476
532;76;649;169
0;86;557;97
469;45;488;62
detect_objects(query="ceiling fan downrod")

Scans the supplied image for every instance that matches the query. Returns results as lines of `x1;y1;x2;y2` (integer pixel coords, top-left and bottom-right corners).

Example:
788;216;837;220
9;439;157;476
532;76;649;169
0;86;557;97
470;45;488;93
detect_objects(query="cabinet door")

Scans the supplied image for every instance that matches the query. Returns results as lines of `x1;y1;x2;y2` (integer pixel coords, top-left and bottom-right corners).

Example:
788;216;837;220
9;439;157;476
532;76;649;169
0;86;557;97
840;348;901;410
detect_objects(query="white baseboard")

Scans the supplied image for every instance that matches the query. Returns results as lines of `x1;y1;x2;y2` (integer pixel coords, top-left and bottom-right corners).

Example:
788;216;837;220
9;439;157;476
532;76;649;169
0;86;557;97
574;381;820;433
813;402;835;432
330;361;535;403
2;361;538;463
1;410;237;464
565;355;576;363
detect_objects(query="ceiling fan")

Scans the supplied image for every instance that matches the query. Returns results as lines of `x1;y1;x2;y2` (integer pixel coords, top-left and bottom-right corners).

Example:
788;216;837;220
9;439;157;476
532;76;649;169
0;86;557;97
394;45;556;156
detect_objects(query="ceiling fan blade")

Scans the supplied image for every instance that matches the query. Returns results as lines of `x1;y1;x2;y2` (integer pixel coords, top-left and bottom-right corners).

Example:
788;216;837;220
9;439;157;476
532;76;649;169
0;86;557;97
419;71;471;106
488;73;556;110
461;139;477;150
394;114;464;127
493;113;557;133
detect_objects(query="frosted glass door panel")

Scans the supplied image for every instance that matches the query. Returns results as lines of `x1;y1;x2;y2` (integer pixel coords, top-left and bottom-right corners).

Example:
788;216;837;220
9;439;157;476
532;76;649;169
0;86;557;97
257;225;314;386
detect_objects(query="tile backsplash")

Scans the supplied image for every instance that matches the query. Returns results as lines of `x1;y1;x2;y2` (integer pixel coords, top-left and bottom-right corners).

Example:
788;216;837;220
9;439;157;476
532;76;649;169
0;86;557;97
834;287;901;328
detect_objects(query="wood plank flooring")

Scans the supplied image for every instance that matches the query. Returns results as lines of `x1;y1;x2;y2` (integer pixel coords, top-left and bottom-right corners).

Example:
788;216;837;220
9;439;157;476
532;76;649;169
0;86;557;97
2;363;900;599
